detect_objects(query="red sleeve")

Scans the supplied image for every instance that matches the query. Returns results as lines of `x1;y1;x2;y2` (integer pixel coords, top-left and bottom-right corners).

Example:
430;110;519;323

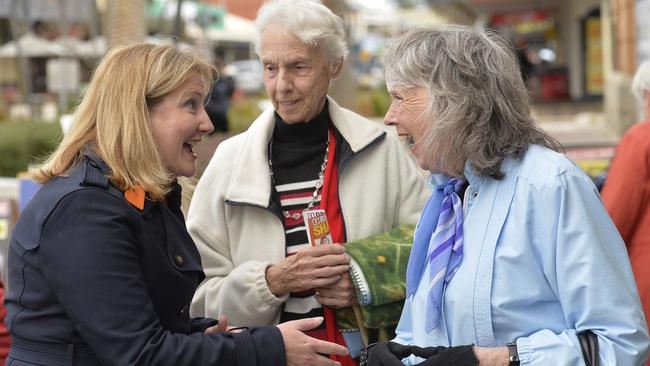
601;126;650;246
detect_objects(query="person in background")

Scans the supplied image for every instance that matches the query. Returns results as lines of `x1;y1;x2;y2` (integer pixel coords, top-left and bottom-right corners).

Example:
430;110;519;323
187;0;430;363
0;280;9;364
601;60;650;366
205;55;235;133
363;26;649;365
5;42;347;366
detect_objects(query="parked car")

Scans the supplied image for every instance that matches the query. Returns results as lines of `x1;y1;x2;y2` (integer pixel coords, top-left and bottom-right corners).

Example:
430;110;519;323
224;59;264;94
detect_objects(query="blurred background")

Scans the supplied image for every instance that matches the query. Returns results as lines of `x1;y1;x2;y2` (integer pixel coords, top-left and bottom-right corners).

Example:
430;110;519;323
0;0;648;240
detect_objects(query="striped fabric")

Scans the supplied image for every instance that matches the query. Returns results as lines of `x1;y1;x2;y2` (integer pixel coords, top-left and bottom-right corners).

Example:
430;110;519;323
269;106;330;332
275;180;325;323
425;177;466;332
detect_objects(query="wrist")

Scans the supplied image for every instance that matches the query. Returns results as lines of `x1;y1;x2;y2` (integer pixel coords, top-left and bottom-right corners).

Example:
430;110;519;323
473;346;510;366
265;265;286;296
506;342;520;366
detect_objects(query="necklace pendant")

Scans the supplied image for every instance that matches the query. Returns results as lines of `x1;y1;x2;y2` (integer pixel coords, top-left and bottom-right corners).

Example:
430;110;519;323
283;211;303;220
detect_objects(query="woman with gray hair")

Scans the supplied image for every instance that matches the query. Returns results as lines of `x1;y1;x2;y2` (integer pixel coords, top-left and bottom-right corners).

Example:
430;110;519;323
363;26;650;365
602;61;650;366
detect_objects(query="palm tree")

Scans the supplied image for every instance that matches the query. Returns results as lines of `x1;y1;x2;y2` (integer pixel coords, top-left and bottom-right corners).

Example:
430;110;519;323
107;0;145;48
320;0;356;111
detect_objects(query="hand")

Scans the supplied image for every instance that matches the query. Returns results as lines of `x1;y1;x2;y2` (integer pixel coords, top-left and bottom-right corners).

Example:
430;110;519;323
361;341;414;366
412;345;479;366
266;244;350;296
204;314;228;335
278;317;349;366
315;271;357;308
472;347;509;366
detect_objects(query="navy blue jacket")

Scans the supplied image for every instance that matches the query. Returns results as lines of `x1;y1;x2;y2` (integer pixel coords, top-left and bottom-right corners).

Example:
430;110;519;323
5;154;286;365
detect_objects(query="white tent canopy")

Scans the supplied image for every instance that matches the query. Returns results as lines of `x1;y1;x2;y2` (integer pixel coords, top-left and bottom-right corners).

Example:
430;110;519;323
0;33;106;58
185;13;257;44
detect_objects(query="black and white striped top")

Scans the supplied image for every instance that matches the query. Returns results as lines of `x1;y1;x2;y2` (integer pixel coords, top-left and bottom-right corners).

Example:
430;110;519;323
270;106;330;325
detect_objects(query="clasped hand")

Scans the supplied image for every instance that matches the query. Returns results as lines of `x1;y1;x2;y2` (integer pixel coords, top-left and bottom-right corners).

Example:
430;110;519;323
266;244;355;307
361;341;478;366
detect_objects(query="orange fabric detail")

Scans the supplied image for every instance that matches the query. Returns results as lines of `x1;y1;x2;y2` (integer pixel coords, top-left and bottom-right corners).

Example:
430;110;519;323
321;127;356;366
124;186;146;210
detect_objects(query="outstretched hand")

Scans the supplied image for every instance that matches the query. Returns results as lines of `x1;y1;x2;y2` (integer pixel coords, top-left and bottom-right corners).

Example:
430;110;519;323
278;317;349;366
204;314;228;335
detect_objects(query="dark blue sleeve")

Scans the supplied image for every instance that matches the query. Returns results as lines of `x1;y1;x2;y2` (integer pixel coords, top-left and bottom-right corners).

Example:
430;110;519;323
38;189;286;366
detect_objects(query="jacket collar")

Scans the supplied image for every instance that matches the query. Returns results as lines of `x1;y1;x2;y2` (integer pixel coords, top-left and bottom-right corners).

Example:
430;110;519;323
225;96;386;207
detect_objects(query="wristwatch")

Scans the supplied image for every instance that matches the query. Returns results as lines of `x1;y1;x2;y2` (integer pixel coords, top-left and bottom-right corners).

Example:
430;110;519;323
506;342;520;366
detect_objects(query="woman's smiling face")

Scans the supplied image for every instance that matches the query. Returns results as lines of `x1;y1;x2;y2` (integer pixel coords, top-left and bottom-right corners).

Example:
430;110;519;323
148;73;214;177
384;84;430;166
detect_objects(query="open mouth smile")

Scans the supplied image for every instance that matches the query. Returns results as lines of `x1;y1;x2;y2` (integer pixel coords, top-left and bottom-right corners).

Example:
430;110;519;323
183;141;198;157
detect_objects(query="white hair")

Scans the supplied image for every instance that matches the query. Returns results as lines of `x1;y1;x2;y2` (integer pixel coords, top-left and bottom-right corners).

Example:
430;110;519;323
631;60;650;105
254;0;348;64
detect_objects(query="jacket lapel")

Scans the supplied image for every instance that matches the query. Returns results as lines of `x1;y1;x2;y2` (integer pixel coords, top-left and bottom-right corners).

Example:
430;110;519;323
225;108;275;207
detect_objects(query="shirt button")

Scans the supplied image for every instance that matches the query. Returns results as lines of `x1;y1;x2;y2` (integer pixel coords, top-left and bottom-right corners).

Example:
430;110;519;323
179;305;189;316
472;191;478;197
174;254;184;267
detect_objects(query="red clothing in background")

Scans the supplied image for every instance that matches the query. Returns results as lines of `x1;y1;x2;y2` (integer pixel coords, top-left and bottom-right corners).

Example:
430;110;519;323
0;281;10;365
602;120;650;364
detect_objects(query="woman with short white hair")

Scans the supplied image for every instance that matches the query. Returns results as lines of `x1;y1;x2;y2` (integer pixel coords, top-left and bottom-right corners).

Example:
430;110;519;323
188;0;430;365
363;25;650;365
254;0;348;65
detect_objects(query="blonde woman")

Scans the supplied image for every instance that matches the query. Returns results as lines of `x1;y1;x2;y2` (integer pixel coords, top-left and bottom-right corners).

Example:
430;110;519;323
5;43;347;366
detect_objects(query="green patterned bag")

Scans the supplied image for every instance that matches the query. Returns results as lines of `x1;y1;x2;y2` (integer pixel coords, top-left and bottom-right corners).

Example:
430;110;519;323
336;224;415;342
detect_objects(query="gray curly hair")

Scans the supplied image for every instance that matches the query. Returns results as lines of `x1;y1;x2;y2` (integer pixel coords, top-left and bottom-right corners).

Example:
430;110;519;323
382;25;560;179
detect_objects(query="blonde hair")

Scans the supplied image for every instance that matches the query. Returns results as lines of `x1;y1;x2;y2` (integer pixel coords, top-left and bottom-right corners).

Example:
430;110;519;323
30;43;215;198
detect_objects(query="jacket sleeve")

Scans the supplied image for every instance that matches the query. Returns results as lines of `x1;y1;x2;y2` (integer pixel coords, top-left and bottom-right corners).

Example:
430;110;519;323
515;170;650;365
601;129;649;245
187;145;288;325
38;189;286;366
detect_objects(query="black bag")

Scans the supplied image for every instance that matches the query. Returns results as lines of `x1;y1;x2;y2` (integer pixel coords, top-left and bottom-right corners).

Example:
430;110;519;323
578;330;599;366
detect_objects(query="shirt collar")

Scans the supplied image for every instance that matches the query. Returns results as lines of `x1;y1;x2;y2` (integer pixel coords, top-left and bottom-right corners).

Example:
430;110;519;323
427;161;482;190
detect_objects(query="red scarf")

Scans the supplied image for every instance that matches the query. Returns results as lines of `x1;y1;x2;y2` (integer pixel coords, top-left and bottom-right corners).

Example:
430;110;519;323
320;126;356;366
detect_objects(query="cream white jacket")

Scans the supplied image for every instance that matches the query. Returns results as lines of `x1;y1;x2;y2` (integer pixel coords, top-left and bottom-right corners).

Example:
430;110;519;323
188;98;430;325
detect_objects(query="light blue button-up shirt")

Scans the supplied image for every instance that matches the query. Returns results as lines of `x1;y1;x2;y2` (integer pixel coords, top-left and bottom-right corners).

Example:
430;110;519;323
394;145;650;365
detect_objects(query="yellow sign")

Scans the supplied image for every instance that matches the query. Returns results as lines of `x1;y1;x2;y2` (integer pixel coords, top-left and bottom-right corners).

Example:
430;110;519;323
0;219;9;240
585;17;603;95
